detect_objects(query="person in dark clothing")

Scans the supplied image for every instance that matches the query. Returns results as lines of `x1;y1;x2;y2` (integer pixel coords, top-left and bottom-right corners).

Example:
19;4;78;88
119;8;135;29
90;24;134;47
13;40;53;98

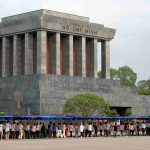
52;123;57;138
48;122;52;138
113;123;118;137
125;123;129;136
36;123;40;138
11;122;16;139
136;123;140;136
99;123;103;137
41;123;46;138
93;122;98;137
69;123;73;137
25;122;30;139
15;123;19;139
147;121;150;135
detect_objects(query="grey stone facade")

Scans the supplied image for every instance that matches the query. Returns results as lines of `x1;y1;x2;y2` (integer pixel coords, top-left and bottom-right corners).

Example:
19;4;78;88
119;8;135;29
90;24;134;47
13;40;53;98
0;74;150;116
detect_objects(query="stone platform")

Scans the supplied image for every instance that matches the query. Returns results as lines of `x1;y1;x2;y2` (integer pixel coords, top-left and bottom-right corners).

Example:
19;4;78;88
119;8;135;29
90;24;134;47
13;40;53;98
0;74;150;116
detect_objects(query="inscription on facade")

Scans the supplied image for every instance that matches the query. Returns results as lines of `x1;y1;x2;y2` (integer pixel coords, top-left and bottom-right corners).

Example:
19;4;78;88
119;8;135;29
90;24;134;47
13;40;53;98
62;23;98;35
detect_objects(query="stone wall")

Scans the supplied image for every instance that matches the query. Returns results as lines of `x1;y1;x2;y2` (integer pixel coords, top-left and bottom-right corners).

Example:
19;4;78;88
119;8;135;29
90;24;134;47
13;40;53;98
0;74;150;116
39;75;150;116
0;75;40;115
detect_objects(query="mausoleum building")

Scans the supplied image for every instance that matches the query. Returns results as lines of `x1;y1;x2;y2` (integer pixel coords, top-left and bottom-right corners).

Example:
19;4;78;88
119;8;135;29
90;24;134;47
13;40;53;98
0;10;150;116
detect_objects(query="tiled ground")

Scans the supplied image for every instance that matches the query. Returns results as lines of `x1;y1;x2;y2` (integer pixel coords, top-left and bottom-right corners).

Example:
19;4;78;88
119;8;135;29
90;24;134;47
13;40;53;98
0;137;150;150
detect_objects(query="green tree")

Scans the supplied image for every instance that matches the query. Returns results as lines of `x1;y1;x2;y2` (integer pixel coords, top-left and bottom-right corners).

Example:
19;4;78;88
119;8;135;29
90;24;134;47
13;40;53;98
63;94;110;116
116;66;137;86
138;80;146;88
97;66;137;87
137;78;150;95
137;79;150;89
148;79;150;89
97;68;118;79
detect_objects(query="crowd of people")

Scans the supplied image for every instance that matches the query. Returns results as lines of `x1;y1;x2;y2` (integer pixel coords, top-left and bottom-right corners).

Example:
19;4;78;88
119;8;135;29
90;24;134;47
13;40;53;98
0;120;150;140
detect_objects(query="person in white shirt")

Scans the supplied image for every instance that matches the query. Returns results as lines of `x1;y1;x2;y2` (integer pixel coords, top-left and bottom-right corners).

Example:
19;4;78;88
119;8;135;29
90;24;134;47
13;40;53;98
62;123;66;138
0;122;4;140
18;122;24;139
88;122;93;137
80;123;84;138
141;122;146;135
129;123;134;136
36;123;42;138
4;121;11;140
57;123;62;138
119;122;125;136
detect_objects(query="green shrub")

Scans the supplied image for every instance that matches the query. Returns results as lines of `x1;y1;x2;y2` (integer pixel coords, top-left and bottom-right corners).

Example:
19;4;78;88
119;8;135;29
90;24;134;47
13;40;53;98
63;93;110;116
110;109;118;116
13;112;20;116
125;108;132;116
0;112;7;116
138;88;150;95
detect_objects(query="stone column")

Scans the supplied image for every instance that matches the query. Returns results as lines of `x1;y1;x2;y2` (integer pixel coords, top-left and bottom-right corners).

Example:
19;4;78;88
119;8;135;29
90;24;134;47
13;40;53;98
2;37;7;77
56;33;60;75
69;34;73;76
94;39;98;78
37;31;47;74
101;40;110;79
81;37;86;77
0;39;2;77
25;33;33;74
13;35;18;76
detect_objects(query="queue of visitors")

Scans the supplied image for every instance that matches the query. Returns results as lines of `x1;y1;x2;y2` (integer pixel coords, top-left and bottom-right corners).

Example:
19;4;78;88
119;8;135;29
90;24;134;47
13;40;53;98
0;120;150;140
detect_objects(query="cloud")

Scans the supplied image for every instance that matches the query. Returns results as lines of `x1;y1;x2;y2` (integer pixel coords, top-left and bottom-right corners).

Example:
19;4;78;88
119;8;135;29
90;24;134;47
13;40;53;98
110;12;150;80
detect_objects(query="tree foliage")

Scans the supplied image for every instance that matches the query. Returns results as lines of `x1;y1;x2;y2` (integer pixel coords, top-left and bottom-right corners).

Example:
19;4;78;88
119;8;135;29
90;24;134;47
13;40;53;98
117;66;137;86
138;88;150;95
97;65;137;87
137;78;150;95
97;68;118;80
110;68;118;80
63;94;110;116
137;79;150;89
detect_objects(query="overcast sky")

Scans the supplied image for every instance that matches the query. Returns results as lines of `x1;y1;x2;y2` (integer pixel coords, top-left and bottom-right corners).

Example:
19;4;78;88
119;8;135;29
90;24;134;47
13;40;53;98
0;0;150;81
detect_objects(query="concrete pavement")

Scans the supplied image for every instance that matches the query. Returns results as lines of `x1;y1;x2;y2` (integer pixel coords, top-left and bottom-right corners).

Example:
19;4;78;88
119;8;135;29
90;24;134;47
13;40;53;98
0;137;150;150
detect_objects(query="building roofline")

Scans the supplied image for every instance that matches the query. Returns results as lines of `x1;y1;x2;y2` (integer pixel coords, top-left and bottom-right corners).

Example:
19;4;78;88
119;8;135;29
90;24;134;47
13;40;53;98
1;9;89;22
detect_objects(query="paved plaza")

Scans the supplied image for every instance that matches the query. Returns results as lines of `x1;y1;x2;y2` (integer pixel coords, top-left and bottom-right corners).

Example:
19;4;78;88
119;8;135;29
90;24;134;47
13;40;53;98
0;137;150;150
